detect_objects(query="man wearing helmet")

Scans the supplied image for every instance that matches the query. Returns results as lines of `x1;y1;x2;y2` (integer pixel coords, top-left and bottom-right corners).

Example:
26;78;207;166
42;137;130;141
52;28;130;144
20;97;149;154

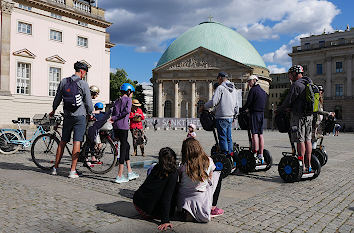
240;75;267;164
111;83;139;183
50;61;93;178
278;65;313;172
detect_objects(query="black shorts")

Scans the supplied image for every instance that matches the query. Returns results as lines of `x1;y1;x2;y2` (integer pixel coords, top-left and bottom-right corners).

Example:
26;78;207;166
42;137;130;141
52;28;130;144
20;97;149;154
250;112;264;135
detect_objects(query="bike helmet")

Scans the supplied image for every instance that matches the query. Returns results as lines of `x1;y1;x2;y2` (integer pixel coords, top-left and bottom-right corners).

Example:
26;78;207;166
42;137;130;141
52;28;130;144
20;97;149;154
90;85;100;95
74;61;88;72
288;65;304;74
94;102;104;110
120;83;135;92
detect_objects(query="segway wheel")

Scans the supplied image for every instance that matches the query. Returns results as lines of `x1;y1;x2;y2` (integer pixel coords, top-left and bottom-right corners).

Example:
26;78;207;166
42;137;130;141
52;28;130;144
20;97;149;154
211;153;232;178
237;150;256;173
312;148;325;166
309;154;321;180
263;149;273;171
321;147;328;166
278;156;302;183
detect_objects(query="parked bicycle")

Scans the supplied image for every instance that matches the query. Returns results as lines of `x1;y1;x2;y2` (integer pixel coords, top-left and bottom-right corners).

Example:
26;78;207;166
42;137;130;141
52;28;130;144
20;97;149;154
0;115;51;155
31;114;117;174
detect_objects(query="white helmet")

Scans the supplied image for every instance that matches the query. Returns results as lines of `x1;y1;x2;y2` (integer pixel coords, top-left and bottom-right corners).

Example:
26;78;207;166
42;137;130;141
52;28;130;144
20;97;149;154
247;75;258;81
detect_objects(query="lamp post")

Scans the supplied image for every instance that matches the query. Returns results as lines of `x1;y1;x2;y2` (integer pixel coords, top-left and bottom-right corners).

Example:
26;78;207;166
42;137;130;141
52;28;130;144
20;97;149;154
271;103;275;130
185;102;188;132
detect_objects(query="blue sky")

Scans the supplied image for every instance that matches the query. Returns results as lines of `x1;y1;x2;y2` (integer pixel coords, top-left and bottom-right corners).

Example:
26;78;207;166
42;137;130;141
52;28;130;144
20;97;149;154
103;0;354;83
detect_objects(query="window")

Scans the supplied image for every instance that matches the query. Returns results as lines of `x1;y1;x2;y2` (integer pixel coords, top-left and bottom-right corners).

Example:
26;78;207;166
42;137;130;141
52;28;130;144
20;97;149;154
78;21;88;27
304;43;310;50
19;4;32;10
51;13;62;19
49;67;61;96
336;62;343;73
319;40;325;48
18;22;32;35
302;64;308;73
77;36;88;47
316;64;323;75
335;84;344;97
16;62;31;94
50;29;62;42
164;100;172;117
197;100;205;117
339;38;345;45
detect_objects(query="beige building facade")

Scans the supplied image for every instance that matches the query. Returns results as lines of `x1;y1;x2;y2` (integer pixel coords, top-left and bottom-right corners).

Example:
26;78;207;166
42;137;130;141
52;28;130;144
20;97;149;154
290;27;354;130
0;0;114;126
152;22;271;118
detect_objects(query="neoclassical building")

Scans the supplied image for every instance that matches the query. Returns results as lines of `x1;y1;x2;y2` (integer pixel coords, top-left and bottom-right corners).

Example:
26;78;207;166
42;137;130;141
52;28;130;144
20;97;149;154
151;21;270;118
0;0;114;126
290;27;354;130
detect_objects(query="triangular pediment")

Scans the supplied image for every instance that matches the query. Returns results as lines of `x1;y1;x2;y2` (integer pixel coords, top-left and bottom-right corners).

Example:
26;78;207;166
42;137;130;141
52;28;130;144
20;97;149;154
13;49;36;58
153;47;252;72
45;55;66;64
79;60;92;68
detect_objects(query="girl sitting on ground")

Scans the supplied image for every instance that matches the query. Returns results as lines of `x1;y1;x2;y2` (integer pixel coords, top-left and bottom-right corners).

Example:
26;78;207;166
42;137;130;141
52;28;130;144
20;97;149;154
177;138;224;223
133;147;178;231
186;123;196;138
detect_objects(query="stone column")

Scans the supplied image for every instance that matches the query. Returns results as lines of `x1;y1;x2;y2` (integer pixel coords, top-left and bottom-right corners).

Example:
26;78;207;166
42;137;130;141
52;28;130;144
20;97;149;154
326;58;332;97
346;55;352;97
191;81;196;118
174;80;179;118
208;81;213;100
158;81;163;117
0;0;14;96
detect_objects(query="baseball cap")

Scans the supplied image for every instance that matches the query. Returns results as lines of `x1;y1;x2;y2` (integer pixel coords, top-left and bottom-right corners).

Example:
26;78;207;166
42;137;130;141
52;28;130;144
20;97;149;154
247;75;258;81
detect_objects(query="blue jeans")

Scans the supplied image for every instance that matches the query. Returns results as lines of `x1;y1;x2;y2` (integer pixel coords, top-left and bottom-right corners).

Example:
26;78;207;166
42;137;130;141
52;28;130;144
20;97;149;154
216;118;233;154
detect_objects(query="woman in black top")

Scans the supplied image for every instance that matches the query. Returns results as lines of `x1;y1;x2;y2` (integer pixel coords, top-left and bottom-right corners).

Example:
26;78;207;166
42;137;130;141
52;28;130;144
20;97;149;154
133;147;178;231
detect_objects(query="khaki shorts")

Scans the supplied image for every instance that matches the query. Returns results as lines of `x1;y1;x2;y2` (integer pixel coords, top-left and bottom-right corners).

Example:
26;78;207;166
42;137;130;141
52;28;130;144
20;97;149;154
290;114;313;143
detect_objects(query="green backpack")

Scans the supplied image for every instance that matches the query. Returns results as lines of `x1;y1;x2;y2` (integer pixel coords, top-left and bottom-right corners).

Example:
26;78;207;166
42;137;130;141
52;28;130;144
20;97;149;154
305;81;320;115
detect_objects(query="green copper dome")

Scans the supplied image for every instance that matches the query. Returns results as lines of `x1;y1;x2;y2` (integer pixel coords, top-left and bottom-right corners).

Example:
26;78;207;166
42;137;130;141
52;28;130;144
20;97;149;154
156;22;266;69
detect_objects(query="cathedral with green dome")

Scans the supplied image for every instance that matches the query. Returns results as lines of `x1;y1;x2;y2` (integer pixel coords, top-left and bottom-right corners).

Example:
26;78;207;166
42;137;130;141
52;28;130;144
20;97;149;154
152;21;270;118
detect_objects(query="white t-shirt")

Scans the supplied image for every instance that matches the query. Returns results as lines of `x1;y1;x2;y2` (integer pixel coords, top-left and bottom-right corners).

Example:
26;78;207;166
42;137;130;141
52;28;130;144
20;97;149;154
179;157;215;192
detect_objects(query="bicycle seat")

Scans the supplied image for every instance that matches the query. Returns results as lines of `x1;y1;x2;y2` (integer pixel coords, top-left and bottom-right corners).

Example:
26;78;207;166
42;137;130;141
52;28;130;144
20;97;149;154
12;120;20;124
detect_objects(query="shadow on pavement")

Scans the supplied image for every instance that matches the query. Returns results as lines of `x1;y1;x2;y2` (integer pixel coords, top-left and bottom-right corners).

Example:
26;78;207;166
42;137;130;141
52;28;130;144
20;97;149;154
232;172;284;184
119;189;135;199
0;161;41;172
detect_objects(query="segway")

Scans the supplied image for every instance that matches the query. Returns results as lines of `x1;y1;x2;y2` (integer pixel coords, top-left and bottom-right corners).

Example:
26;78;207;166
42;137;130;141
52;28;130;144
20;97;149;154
200;110;236;178
276;112;321;183
236;112;272;173
312;115;334;166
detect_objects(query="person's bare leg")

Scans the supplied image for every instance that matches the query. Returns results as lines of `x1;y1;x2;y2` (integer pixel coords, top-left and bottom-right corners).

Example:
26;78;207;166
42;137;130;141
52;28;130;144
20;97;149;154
305;140;312;170
259;134;264;155
297;142;306;170
126;160;133;173
54;141;66;168
252;134;259;153
117;164;124;177
70;141;81;171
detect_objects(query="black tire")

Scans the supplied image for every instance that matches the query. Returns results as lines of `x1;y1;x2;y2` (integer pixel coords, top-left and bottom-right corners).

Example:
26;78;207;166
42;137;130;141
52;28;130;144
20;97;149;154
278;156;302;183
83;137;117;174
233;143;240;155
0;132;21;154
211;153;232;178
31;134;60;170
237;150;256;173
321;147;328;166
309;154;321;179
312;148;325;166
263;149;273;171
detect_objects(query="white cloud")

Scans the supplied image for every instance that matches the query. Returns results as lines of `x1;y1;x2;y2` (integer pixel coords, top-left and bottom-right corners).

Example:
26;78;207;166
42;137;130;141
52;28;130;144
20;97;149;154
101;0;340;52
110;67;117;73
268;65;287;74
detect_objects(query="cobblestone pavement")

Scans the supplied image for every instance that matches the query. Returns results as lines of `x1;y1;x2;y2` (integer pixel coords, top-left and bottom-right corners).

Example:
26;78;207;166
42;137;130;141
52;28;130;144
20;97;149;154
0;129;353;232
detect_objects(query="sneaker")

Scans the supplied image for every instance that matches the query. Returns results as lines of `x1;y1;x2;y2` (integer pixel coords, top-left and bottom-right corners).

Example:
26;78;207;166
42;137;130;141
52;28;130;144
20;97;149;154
51;167;57;175
308;167;312;173
128;171;139;181
115;175;129;184
257;155;265;164
68;170;79;179
211;207;224;217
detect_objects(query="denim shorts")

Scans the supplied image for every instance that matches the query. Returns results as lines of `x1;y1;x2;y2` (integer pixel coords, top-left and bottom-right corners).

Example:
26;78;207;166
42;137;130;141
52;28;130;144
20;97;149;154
62;115;86;142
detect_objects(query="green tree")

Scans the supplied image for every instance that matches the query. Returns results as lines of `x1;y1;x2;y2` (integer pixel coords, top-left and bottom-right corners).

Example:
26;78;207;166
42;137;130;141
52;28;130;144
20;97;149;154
110;68;146;112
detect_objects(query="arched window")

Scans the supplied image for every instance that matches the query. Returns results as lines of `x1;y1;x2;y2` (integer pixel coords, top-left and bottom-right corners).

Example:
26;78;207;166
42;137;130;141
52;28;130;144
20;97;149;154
197;100;205;117
164;100;172;117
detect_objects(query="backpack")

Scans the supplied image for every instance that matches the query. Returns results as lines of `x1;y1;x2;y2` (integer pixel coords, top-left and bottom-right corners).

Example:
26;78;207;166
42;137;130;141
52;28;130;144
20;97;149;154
200;110;215;131
62;77;82;112
238;111;249;130
304;80;320;115
275;111;290;133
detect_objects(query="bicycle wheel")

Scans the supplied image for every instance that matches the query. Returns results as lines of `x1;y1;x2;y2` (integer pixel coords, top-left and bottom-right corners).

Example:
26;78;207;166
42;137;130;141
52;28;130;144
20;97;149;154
31;133;59;170
0;132;21;154
84;137;117;174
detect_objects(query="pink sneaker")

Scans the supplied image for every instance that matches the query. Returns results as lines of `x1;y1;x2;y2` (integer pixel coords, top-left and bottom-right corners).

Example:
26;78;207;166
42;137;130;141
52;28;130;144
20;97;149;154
211;207;224;217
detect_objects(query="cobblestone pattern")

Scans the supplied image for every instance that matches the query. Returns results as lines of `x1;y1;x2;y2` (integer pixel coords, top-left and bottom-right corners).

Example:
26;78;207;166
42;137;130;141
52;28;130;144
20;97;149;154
0;130;353;232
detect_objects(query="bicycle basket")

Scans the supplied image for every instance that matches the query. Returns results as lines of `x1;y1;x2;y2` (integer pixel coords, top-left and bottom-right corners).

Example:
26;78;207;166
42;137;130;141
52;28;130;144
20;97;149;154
33;114;51;131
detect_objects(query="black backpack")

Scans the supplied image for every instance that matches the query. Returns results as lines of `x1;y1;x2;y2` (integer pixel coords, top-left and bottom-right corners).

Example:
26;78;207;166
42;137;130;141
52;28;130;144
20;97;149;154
62;77;82;112
238;112;249;130
275;111;290;133
200;110;216;131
